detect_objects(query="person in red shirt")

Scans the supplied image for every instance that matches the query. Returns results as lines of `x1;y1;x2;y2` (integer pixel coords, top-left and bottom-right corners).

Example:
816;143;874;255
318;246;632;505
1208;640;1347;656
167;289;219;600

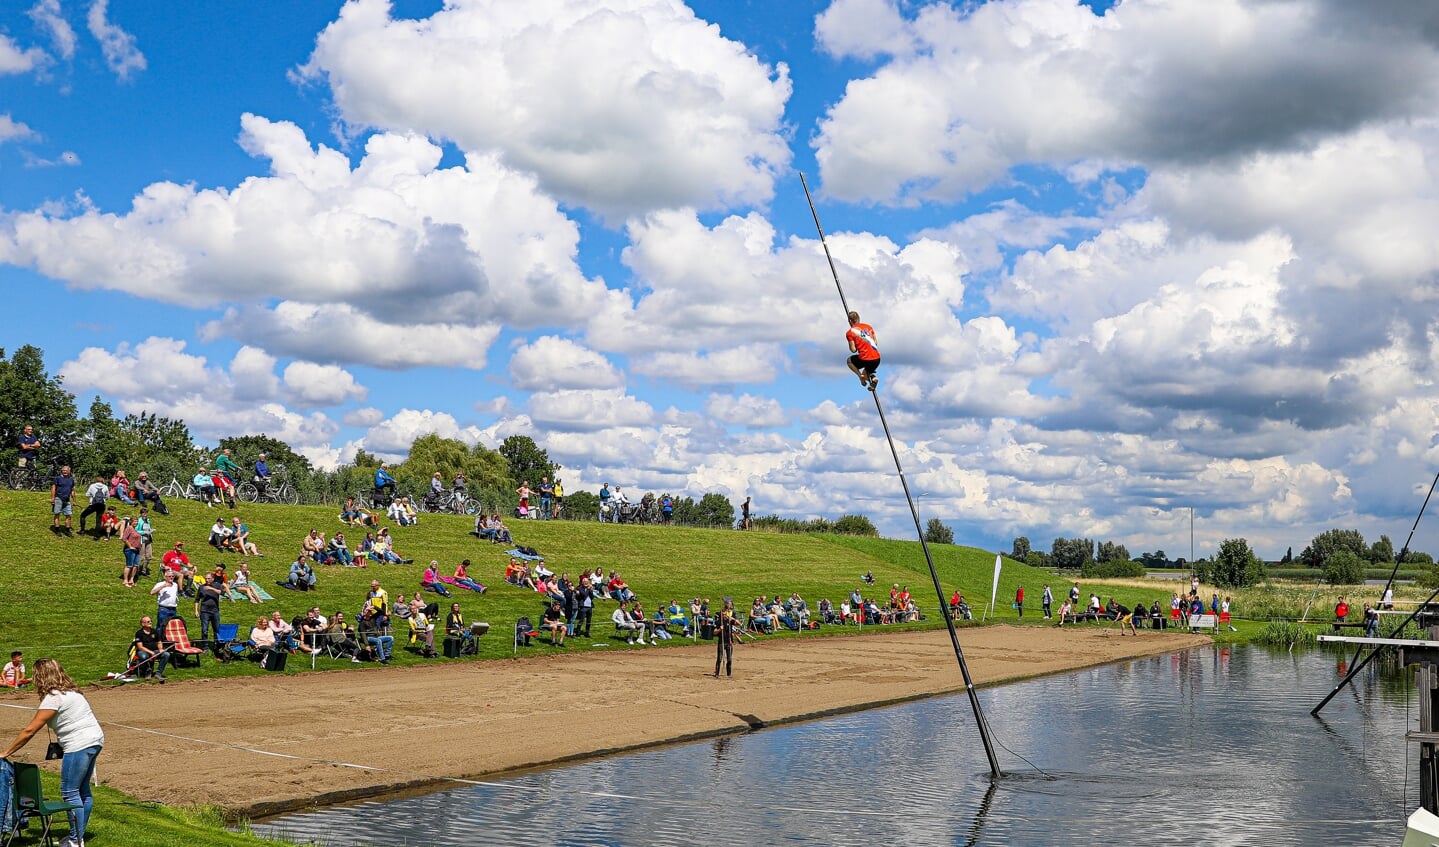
1015;585;1025;618
845;310;881;390
161;541;190;574
1335;596;1349;622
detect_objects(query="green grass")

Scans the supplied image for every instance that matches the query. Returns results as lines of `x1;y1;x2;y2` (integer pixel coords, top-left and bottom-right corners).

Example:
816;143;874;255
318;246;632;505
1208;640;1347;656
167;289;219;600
0;489;1061;684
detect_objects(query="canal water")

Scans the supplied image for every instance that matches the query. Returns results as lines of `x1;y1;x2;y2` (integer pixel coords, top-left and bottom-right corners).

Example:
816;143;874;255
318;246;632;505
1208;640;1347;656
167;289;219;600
256;645;1412;846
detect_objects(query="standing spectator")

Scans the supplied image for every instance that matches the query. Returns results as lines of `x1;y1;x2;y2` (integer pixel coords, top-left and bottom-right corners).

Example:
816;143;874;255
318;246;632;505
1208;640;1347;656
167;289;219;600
574;577;594;637
741;496;752;530
1381;585;1395;610
195;573;224;643
516;480;532;518
1015;585;1025;618
427;472;444;510
1189;574;1200;597
132;615;168;680
119;517;143;587
1;658;106;847
538;477;554;519
661;493;673;525
50;464;76;535
79;476;108;536
1042;584;1053;619
134;508;154;576
712;598;738;677
133;471;169;514
151;570;181;628
598;483;612;521
1069;582;1081;606
1363;603;1380;638
552;478;565;518
16;424;40;468
451;472;467;514
1335;596;1350;622
2;651;28;688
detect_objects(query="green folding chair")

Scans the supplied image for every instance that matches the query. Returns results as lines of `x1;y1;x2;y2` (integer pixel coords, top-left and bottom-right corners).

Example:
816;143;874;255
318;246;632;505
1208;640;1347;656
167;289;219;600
8;762;81;847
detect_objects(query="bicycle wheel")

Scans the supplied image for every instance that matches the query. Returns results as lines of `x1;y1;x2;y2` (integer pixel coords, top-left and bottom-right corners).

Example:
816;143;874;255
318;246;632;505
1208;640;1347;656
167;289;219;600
237;482;259;503
282;484;299;506
9;468;30;491
462;497;479;515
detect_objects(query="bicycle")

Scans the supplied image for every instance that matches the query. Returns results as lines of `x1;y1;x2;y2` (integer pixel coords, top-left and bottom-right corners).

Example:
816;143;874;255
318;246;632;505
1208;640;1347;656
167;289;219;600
418;489;478;515
8;457;63;492
158;476;186;500
237;465;300;506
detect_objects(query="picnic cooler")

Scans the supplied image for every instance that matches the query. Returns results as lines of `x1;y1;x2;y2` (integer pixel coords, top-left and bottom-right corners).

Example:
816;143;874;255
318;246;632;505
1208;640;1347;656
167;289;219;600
260;649;288;672
443;636;463;658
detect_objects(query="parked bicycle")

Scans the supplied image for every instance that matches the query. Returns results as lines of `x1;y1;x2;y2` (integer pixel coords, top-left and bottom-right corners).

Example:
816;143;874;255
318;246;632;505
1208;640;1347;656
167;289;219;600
8;456;63;492
418;488;478;515
238;464;300;506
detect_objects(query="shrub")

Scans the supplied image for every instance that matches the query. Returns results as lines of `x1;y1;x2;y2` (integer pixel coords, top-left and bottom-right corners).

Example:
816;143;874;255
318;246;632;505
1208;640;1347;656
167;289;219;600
1081;559;1145;579
1323;549;1365;585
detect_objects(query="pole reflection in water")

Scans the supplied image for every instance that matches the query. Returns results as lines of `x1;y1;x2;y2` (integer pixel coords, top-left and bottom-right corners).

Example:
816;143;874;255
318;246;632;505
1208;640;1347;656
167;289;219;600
257;645;1412;847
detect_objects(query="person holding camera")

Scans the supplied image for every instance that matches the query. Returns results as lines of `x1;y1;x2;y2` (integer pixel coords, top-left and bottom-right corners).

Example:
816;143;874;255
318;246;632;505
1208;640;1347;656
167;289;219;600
1;658;104;847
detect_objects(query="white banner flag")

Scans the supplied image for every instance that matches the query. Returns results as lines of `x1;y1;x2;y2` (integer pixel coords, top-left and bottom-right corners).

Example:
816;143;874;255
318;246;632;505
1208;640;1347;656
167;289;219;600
988;554;1003;619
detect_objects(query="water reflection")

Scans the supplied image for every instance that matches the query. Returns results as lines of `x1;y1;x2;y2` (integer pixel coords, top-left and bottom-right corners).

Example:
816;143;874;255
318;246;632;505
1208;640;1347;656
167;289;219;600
257;646;1412;846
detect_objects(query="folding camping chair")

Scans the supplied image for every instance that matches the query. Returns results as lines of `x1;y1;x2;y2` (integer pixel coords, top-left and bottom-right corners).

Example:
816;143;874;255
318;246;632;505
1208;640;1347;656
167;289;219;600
162;617;206;668
211;622;249;662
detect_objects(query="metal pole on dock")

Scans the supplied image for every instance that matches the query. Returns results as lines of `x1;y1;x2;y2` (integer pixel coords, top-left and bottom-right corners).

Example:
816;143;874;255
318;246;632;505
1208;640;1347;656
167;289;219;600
800;172;1003;779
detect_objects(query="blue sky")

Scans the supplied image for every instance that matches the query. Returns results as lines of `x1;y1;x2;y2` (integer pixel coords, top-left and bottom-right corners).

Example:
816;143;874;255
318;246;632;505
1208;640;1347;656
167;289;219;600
5;0;1439;560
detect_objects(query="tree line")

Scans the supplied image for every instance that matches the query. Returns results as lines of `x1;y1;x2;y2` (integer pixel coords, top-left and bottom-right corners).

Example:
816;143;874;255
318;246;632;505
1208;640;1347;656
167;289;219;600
0;345;879;533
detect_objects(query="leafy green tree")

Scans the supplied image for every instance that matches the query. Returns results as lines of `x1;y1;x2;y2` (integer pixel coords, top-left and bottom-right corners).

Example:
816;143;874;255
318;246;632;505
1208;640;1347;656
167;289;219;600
218;434;313;475
75;397;125;481
832;514;878;536
397;434;511;499
1369;534;1395;564
352;448;381;469
924;518;954;544
690;492;732;528
1408;551;1435;565
1138;550;1171;568
1323;549;1365;585
498;436;554;489
1050;537;1094;569
1012;536;1031;560
1301;529;1367;569
1201;537;1265;588
1281;546;1293;564
0;345;78;466
121;412;202;476
565;490;599;520
1097;541;1130;563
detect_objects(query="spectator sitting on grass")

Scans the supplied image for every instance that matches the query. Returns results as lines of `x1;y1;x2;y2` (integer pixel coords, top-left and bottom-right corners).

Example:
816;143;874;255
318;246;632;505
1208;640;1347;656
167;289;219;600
3;651;29;687
374;527;411;564
287;555;317;591
607;572;634;603
387;496;415;527
303;529;331;564
421;562;452;597
230;517;262;557
209;517;234;552
229;562;262;603
99;506;120;541
328;531;356;567
339;496;363;525
506;559;535;590
451;559;486;593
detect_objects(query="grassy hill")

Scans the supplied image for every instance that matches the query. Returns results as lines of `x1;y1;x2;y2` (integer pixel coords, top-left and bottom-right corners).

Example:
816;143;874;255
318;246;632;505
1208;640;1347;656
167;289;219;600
0;489;1051;683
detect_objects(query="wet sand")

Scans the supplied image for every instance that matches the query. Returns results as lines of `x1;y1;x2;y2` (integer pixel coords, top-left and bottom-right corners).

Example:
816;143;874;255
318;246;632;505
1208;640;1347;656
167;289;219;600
0;625;1207;817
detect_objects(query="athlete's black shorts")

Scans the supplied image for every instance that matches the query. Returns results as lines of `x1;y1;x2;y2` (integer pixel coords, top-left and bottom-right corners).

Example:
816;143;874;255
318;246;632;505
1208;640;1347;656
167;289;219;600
848;354;880;375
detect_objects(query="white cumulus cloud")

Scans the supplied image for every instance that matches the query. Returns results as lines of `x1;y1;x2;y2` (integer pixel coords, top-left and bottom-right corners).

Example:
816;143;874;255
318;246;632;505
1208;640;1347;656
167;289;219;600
300;0;792;219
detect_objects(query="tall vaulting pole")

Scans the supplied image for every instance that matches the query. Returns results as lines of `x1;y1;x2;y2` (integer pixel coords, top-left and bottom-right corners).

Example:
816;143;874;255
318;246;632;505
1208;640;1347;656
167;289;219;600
800;172;1003;778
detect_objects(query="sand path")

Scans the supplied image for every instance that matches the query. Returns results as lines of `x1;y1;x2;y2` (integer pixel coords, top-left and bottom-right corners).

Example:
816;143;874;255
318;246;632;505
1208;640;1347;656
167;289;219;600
0;626;1207;816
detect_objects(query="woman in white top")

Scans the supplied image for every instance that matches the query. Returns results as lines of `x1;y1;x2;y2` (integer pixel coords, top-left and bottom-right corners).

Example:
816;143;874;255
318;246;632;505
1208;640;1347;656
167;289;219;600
0;658;104;847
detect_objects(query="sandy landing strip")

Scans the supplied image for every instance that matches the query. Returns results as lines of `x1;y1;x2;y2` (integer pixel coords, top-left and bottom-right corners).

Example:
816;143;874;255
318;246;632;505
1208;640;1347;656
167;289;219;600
0;626;1207;817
